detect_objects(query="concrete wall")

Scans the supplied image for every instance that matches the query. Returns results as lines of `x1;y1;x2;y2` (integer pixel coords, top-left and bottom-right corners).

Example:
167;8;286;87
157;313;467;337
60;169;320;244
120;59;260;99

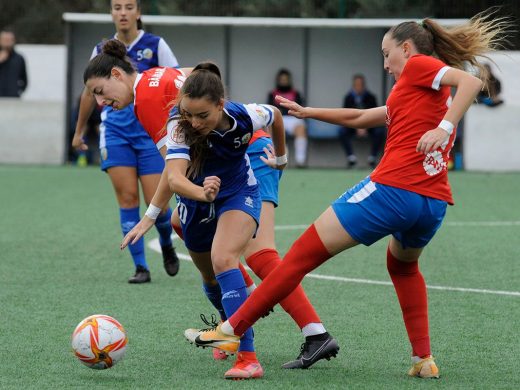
0;99;65;164
0;45;65;165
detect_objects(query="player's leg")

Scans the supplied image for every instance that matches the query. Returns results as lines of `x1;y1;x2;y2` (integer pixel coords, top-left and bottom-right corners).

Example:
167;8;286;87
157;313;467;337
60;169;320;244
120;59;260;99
106;164;149;283
293;120;308;168
244;199;339;369
211;208;263;379
387;196;446;379
138;148;179;277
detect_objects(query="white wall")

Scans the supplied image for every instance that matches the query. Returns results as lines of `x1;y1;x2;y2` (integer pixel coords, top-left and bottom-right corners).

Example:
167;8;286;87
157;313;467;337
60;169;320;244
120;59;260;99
0;99;65;164
0;45;65;164
464;51;520;172
16;44;66;102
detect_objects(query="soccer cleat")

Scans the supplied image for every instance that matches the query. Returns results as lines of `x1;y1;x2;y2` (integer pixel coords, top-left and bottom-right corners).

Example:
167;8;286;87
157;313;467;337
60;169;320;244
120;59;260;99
184;314;220;344
224;352;264;380
213;348;229;361
281;334;339;369
161;244;180;276
192;323;240;354
408;355;440;379
128;266;151;284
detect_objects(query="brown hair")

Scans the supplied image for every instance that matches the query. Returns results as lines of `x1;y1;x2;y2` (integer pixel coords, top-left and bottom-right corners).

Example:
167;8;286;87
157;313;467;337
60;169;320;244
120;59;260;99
387;8;512;90
83;39;136;83
174;62;224;178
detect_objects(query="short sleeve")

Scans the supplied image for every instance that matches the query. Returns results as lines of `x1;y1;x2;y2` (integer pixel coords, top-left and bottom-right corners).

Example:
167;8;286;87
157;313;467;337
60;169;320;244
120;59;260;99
244;104;274;131
165;119;190;161
405;55;451;91
158;38;179;68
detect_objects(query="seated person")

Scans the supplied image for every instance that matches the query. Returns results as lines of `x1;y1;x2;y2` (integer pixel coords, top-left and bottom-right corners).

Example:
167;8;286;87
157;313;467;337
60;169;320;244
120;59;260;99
268;68;308;168
477;63;503;107
339;74;386;168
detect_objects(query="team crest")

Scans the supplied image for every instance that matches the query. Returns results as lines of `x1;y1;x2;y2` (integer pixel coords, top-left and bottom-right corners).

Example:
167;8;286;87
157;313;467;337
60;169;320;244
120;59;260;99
142;48;153;59
241;133;251;144
423;151;447;176
100;147;108;161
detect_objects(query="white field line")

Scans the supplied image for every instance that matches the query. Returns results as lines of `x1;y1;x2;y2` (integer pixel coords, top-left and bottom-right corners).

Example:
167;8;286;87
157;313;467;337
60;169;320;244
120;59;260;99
147;221;520;298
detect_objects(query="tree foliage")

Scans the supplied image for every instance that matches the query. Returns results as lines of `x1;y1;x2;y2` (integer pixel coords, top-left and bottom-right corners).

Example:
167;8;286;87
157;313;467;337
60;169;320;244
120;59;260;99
0;0;517;47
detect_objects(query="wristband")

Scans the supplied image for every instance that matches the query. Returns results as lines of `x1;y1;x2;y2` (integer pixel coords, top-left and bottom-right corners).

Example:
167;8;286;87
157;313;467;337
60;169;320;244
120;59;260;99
275;154;288;166
438;119;454;136
144;204;162;220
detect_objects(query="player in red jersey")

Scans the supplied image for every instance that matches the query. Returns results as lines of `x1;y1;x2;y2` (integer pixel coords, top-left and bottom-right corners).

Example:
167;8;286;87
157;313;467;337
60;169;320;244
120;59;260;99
85;44;337;378
188;11;510;379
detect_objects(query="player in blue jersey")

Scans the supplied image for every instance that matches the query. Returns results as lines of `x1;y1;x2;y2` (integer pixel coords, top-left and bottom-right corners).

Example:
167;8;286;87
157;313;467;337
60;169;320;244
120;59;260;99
121;64;287;379
72;0;180;284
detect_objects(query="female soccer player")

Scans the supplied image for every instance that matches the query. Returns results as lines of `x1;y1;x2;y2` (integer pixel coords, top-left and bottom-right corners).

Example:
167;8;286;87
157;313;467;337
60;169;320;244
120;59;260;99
72;0;180;283
111;60;338;377
189;12;509;379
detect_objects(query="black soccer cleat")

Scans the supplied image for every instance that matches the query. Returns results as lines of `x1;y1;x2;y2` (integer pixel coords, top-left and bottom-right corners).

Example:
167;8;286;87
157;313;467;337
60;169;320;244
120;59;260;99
161;244;180;277
281;333;339;369
128;265;151;284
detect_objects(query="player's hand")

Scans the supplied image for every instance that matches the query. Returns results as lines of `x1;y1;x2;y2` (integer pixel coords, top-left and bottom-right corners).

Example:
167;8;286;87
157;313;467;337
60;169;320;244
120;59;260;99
260;143;286;170
275;95;307;119
416;128;449;154
120;216;155;249
203;176;221;202
72;132;88;151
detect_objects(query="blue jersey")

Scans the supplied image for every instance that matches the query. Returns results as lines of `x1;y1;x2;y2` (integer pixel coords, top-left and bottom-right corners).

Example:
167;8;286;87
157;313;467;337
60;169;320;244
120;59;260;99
92;31;179;148
165;101;274;199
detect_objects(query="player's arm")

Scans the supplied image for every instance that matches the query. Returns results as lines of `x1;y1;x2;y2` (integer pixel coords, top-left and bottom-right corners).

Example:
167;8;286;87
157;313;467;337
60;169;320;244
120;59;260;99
416;68;482;154
275;95;386;129
72;87;97;151
166;158;220;203
262;106;287;170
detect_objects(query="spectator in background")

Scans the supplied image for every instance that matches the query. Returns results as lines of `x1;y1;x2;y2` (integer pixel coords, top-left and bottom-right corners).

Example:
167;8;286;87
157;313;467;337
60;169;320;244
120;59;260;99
268;68;308;168
0;28;28;97
339;74;386;168
477;63;503;107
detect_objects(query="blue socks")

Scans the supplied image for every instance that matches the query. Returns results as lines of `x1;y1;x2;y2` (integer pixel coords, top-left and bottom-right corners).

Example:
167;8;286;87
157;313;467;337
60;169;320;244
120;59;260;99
202;282;226;321
120;207;147;270
216;268;255;352
155;208;173;247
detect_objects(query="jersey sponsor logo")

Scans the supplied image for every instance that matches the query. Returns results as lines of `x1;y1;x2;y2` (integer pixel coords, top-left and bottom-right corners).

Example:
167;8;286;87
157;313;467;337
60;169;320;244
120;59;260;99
423;150;447;176
149;67;166;87
222;290;241;300
174;74;187;89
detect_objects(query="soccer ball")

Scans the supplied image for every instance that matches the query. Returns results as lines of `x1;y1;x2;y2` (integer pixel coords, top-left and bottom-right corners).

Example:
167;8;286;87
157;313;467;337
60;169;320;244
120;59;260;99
71;314;128;369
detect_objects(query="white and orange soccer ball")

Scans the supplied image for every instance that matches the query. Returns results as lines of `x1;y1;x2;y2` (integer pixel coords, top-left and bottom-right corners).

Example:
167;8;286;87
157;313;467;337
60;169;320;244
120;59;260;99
71;314;128;369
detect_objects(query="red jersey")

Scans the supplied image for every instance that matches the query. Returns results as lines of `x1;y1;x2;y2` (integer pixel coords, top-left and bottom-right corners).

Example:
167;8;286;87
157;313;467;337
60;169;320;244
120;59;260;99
371;54;455;204
133;67;186;148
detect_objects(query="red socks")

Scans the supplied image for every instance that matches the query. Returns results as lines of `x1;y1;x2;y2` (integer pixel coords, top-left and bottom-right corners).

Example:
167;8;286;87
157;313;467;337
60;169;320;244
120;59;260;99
246;248;321;329
387;247;431;357
230;224;331;335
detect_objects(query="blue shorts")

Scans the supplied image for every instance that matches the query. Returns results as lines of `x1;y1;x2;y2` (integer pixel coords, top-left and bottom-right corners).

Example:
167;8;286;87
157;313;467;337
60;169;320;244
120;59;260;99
331;176;447;248
100;144;164;176
247;137;282;207
178;185;262;253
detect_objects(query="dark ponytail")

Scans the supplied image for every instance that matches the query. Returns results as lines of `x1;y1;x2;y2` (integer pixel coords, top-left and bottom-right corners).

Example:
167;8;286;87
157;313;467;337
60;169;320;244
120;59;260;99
174;62;225;178
83;39;136;83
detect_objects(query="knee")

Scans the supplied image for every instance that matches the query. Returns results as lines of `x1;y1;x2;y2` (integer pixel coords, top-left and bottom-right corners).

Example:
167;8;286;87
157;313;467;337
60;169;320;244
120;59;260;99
117;191;139;208
211;252;238;274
